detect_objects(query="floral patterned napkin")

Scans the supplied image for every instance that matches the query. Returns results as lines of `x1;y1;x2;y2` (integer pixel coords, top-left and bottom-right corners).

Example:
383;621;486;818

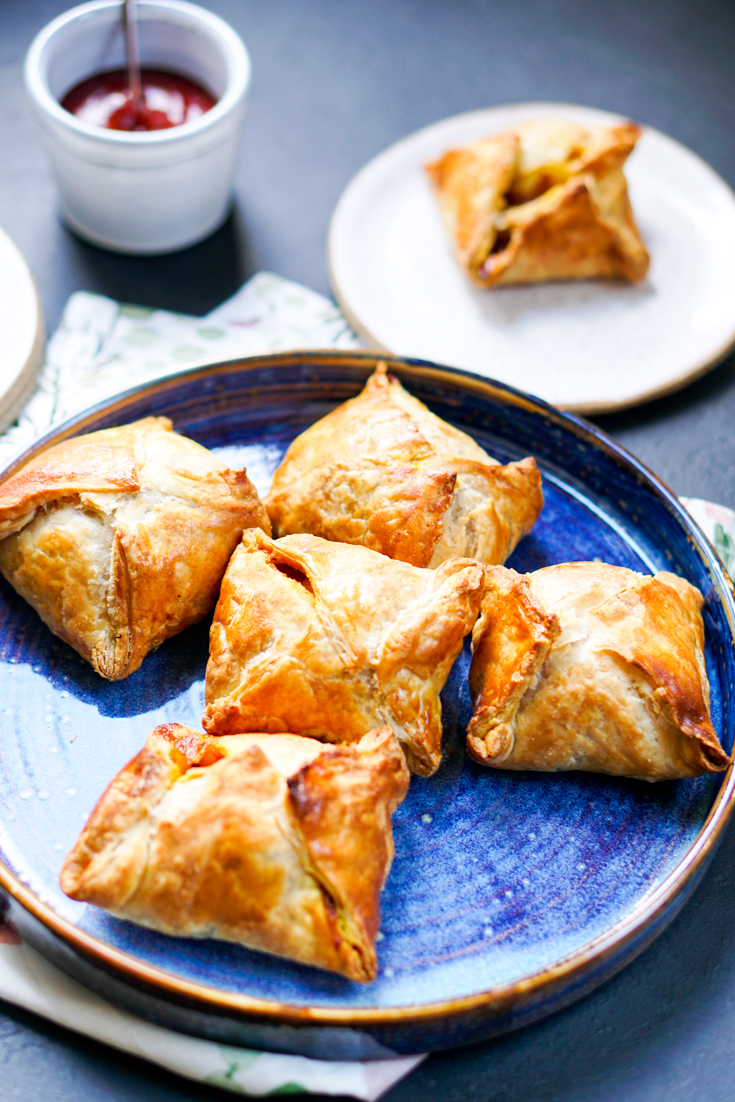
0;271;363;469
0;273;423;1100
0;921;422;1098
0;272;732;1099
679;497;735;577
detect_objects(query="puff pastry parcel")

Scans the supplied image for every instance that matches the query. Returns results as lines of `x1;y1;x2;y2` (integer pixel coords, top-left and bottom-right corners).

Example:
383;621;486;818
203;529;485;775
467;562;730;780
0;417;270;680
266;364;543;568
61;723;409;982
426;119;650;287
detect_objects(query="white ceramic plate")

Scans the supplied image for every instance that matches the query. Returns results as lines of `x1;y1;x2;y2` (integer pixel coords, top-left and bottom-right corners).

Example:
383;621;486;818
0;226;44;432
328;103;735;414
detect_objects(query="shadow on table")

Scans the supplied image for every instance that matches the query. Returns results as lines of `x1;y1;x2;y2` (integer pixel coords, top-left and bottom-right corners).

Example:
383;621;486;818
62;203;256;318
0;999;276;1102
594;350;735;438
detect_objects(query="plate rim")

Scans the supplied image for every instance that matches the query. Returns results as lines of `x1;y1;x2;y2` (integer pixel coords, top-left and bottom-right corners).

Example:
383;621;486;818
1;348;734;1033
0;225;46;434
327;101;735;416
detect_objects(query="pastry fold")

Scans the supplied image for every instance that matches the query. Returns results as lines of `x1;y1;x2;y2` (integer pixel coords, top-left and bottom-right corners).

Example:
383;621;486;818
203;529;485;776
265;364;543;568
467;562;730;780
0;417;270;680
426;119;649;286
61;723;409;982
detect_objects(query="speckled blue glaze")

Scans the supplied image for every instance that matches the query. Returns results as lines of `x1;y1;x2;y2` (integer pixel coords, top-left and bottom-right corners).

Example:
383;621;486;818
0;352;733;1057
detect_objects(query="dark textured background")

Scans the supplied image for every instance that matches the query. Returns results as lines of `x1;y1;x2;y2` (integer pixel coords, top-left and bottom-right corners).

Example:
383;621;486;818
2;1;735;1099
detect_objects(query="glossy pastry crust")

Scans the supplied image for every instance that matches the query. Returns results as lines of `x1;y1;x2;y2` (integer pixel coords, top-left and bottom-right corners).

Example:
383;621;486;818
467;562;730;780
265;363;543;568
203;528;485;775
0;417;271;680
60;723;409;982
426;119;650;287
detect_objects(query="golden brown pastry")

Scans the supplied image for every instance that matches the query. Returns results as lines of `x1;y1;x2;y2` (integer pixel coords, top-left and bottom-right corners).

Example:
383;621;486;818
266;363;543;568
467;562;730;780
61;722;409;982
0;417;270;680
426;119;649;286
203;529;485;776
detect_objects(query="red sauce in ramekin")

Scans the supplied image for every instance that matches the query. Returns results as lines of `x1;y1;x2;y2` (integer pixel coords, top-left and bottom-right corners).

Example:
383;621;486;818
61;68;216;131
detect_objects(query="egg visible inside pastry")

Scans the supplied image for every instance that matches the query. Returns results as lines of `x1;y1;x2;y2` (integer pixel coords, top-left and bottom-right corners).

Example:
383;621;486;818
426;119;650;287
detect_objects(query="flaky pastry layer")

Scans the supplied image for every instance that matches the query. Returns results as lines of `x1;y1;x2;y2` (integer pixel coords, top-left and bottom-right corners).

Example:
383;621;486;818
467;562;730;780
426;119;650;287
61;723;409;982
266;364;542;568
0;417;270;680
203;529;485;775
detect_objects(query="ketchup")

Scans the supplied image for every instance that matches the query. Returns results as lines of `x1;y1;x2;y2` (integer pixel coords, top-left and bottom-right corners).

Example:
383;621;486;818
60;68;217;131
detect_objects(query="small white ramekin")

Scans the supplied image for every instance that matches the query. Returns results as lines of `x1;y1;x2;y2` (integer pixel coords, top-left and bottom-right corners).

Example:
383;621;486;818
24;0;251;254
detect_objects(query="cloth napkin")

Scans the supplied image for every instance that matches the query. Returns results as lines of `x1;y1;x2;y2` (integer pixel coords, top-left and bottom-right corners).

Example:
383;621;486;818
0;272;732;1099
0;272;424;1100
0;271;364;470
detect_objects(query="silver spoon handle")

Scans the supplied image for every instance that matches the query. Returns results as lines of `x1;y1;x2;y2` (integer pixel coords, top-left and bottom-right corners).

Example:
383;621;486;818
123;0;142;105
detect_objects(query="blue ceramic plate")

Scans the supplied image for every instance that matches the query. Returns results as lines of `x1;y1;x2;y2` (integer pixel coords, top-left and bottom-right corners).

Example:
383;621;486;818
0;351;734;1060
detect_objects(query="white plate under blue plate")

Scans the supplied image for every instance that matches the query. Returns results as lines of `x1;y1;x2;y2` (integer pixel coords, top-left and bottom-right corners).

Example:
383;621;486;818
328;103;735;414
